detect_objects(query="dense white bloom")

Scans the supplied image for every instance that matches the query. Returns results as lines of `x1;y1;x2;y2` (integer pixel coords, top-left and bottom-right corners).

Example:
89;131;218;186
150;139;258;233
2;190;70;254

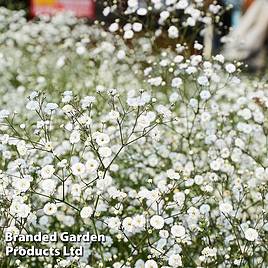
99;147;112;158
225;63;236;73
124;29;134;39
171;77;182;88
13;179;30;193
41;165;55;179
122;217;134;233
168;26;179;39
167;169;180;180
80;206;93;219
96;133;110;146
171;224;186;238
150;215;165;230
70;130;80;144
197;76;209;86
109;22;119;32
133;215;146;229
144;260;158;268
173;191;185;205
0;7;267;267
200;90;211;100
26;100;39;111
85;159;98;172
16;140;27;155
219;202;233;214
44;203;57;215
168;254;182;267
133;22;142;32
71;162;86;176
41;179;56;194
0;109;10;120
81;96;96;109
244;228;258;241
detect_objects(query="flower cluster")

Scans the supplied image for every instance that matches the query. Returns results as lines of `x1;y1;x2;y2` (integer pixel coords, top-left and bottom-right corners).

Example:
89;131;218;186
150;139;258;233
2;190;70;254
0;4;267;268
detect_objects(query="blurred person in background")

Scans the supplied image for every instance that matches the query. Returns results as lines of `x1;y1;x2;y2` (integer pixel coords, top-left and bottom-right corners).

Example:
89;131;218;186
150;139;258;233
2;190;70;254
222;0;268;70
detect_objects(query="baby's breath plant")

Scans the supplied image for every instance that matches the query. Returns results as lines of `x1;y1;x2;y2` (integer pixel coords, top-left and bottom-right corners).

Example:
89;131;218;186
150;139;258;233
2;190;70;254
0;2;267;268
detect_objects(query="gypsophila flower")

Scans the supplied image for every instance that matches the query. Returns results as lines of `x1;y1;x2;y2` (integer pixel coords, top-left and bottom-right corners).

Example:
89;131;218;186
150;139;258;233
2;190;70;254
80;206;93;219
40;165;55;179
171;224;186;238
171;77;182;88
43;203;57;216
225;63;236;73
244;228;258;242
197;76;209;86
71;162;86;176
99;147;112;158
168;254;182;267
144;260;158;268
150;215;165;230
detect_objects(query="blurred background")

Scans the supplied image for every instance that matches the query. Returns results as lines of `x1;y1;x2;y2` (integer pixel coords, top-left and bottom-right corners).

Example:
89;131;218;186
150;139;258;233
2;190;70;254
0;0;267;71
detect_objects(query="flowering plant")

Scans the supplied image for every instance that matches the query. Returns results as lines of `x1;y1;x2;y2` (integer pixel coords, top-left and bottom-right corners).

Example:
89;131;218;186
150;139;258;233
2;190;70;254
0;3;268;268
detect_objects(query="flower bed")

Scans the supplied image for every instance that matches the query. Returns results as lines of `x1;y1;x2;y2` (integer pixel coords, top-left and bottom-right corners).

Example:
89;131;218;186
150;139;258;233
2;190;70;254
0;4;267;268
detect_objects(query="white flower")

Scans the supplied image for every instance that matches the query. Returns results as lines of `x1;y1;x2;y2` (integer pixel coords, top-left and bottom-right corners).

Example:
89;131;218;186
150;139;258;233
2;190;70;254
176;0;188;9
122;217;134;233
99;147;112;158
124;29;134;39
44;203;57;215
173;192;185;206
128;0;138;8
17;204;31;218
41;179;56;194
26;100;39;111
44;103;58;114
148;76;163;87
171;224;185;238
171;77;182;88
210;158;223;171
109;22;119;32
244;228;258;241
133;22;142;32
0;109;10;120
144;260;158;268
85;159;98;172
194;43;203;50
197;76;209;86
107;217;121;230
109;110;120;120
81;96;96;109
137;8;147;15
174;55;184;63
70;130;80;144
76;46;86;55
80;206;93;219
71;162;86;176
41;165;55;179
167;169;180;180
225;63;236;73
219;202;233;214
150;215;164;230
168;254;182;267
200;90;211;100
168;26;179;39
201;247;217;257
214;54;224;63
17;140;27;156
13;179;30;193
133;215;146;229
96;133;110;146
194;175;203;185
160;11;170;22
